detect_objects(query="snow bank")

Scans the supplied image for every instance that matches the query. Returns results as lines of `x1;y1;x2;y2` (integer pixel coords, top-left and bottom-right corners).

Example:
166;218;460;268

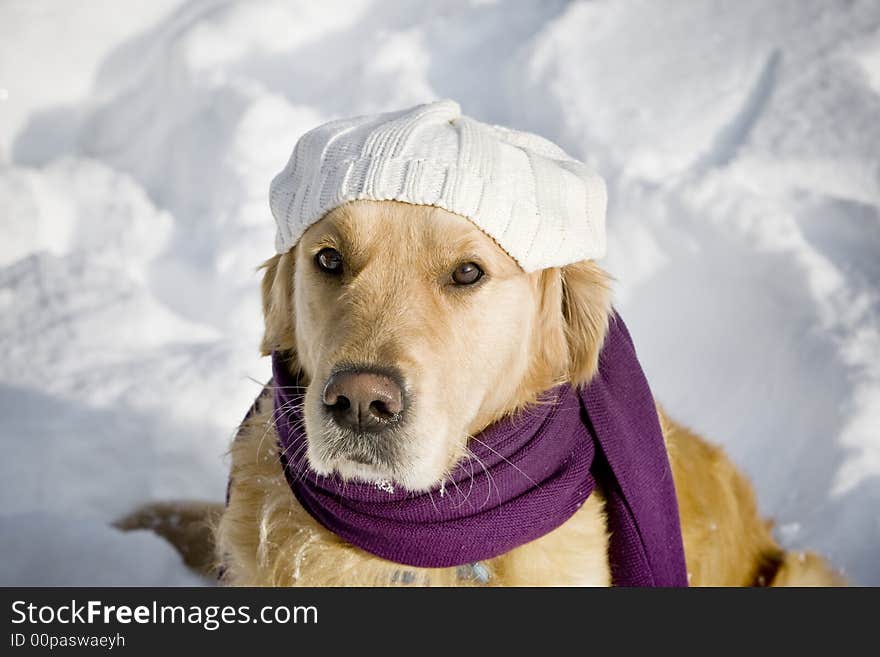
1;0;878;584
0;513;207;586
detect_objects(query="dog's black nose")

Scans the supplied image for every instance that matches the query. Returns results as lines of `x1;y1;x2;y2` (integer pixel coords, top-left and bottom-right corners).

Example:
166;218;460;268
322;368;405;433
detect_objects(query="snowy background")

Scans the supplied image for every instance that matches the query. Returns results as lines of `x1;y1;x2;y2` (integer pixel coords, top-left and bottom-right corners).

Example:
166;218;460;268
1;0;878;586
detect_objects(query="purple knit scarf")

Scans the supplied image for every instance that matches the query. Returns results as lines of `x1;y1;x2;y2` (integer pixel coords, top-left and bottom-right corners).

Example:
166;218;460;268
269;314;688;586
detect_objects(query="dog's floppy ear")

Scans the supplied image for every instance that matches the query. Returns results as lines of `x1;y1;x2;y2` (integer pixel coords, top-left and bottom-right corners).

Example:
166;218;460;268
560;260;612;387
259;251;297;356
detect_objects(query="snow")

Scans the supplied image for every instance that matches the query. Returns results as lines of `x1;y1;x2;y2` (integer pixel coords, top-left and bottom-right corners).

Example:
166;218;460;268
1;0;878;585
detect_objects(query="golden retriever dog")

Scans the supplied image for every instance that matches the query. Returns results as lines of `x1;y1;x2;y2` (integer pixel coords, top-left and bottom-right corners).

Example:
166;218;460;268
121;199;842;586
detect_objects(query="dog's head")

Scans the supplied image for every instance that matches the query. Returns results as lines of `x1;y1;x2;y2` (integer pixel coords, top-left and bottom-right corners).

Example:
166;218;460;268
261;200;611;491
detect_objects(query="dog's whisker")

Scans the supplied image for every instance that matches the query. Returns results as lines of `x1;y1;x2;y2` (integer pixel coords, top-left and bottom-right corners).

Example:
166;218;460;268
286;439;308;466
463;444;497;510
288;444;312;482
284;438;309;474
463;451;478;506
447;462;472;508
446;474;467;508
451;447;478;508
245;375;271;388
266;400;307;452
278;433;308;462
255;396;303;461
469;436;541;491
292;440;310;466
253;408;281;462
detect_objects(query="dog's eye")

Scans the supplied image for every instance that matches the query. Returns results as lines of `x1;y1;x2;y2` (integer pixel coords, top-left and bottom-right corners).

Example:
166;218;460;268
451;262;483;286
315;248;343;274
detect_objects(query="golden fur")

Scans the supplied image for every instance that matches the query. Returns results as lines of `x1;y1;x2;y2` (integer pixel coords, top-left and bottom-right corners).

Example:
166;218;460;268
123;200;843;586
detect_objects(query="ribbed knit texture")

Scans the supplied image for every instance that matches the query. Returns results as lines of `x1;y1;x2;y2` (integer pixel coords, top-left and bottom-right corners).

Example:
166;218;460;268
268;313;688;586
269;100;607;272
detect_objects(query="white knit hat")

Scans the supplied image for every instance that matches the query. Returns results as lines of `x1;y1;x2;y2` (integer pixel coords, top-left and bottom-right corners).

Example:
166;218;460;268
269;100;606;272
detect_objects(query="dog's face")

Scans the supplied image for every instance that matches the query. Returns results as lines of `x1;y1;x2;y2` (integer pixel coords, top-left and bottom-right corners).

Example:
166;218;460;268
261;201;610;491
